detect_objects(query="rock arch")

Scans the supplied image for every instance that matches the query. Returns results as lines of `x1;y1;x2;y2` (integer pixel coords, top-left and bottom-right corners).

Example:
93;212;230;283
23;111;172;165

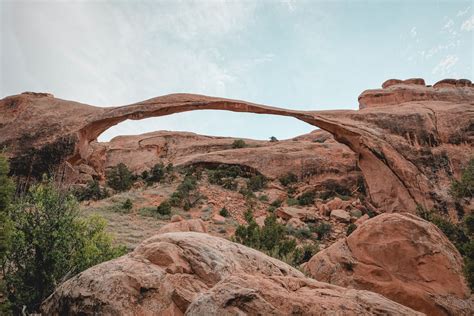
73;93;422;213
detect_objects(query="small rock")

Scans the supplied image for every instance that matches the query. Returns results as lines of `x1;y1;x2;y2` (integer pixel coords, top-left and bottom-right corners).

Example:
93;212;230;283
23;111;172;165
326;197;342;211
286;218;307;230
330;209;351;223
171;215;184;222
212;214;226;224
349;209;362;218
355;214;370;226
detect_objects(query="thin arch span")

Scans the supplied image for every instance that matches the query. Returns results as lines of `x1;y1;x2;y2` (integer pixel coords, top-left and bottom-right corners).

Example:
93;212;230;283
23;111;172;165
74;93;428;213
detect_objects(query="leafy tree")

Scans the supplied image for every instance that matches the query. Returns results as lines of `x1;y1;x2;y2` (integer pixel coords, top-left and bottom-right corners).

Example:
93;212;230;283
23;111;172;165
106;163;133;192
269;136;278;142
232;139;246;149
450;158;474;199
1;181;126;314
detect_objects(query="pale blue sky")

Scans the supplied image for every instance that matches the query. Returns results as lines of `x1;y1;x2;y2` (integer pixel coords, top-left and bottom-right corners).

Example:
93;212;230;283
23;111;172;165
1;0;472;141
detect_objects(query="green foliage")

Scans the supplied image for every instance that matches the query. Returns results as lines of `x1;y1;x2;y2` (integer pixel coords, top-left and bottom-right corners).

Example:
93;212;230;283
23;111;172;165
247;175;267;192
106;163;133;192
279;172;298;187
234;213;318;267
219;207;230;217
311;222;332;240
169;175;200;210
1;181;126;314
232;139;246;149
287;198;298;206
0;155;14;212
156;200;172;215
298;191;316;206
258;195;269;202
122;198;133;212
346;223;357;236
269;136;278;142
450;158;474;199
417;206;473;291
74;180;108;201
208;164;244;190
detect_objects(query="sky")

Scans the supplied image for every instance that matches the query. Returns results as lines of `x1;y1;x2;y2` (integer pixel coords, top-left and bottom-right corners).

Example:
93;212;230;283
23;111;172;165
1;0;473;141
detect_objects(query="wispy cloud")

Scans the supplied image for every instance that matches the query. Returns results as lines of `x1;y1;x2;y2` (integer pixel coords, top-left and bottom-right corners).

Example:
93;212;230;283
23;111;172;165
461;15;474;31
410;27;417;38
432;55;459;75
457;6;470;17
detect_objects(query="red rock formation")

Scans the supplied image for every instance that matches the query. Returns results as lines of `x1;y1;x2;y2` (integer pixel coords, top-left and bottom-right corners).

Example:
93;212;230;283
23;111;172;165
1;79;472;214
304;213;473;315
41;232;421;315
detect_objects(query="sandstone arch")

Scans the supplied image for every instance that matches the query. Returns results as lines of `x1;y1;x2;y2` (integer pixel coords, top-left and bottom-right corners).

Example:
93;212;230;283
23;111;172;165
2;80;472;213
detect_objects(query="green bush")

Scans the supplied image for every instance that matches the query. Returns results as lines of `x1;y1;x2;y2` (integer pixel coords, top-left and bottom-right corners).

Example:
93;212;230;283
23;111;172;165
106;163;133;192
247;174;267;192
232;139;247;149
269;136;278;142
311;222;332;240
279;172;298;187
208;164;244;190
450;158;473;199
287;198;298;206
122;198;133;212
1;181;126;314
234;213;318;267
219;207;230;217
298;191;316;206
74;180;108;201
169;175;199;209
157;200;172;215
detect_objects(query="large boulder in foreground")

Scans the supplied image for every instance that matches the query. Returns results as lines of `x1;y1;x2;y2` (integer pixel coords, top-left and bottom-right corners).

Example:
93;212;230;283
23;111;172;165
41;232;420;315
304;213;473;315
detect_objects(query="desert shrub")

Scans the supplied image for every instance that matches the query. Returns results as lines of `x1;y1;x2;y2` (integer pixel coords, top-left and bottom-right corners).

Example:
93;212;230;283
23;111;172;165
219;207;230;217
74;180;108;201
247;174;267;192
234;213;317;267
287;198;298;206
311;222;332;240
106;163;133;192
267;199;282;212
259;195;269;202
207;164;244;190
298;191;316;206
232;139;246;149
269;136;278;142
288;227;312;240
279;172;298;187
1;181;126;314
294;243;320;265
346;223;357;236
169;175;200;209
157;200;172;215
122;198;133;212
450;158;474;199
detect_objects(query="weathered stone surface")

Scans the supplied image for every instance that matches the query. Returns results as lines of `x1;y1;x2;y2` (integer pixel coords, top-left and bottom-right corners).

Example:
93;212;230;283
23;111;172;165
330;209;351;222
304;213;473;315
41;232;422;315
157;218;207;234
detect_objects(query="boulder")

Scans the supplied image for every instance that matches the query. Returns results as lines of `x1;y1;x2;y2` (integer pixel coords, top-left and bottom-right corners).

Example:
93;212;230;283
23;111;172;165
304;213;473;315
42;232;422;315
330;209;351;223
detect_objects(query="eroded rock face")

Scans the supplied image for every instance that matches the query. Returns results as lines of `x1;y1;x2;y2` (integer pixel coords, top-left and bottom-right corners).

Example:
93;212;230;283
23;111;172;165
1;79;473;214
41;232;421;315
304;213;473;315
